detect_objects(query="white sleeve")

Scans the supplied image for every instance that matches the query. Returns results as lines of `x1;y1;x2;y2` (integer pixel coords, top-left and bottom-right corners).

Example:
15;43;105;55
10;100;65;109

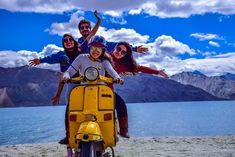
65;55;83;77
103;60;120;80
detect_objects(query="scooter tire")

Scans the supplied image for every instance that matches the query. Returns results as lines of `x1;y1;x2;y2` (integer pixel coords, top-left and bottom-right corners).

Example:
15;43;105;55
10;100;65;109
80;142;96;157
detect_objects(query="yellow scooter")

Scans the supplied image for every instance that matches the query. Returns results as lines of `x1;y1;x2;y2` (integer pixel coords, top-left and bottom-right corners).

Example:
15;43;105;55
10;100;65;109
65;66;120;157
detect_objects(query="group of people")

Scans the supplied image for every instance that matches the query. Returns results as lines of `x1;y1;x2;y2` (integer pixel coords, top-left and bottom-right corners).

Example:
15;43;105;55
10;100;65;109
29;10;168;145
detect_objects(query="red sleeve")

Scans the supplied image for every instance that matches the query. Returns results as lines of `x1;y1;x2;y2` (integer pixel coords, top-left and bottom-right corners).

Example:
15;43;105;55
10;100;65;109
136;65;160;75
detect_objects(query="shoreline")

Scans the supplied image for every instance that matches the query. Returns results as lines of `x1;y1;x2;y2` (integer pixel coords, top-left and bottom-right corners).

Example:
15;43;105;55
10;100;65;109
1;136;235;157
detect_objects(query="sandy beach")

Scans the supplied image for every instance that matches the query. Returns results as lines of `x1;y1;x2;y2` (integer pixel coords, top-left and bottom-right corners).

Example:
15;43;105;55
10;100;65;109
0;136;235;157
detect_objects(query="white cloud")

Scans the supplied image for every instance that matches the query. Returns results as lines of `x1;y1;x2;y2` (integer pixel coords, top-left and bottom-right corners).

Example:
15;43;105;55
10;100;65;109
0;44;63;71
104;10;123;17
135;51;235;76
147;35;196;57
98;28;149;45
1;0;235;18
128;8;142;15
1;41;235;77
190;33;222;41
209;41;220;47
0;50;35;68
0;0;75;13
109;17;127;25
46;11;83;38
137;0;235;18
47;12;149;45
130;35;235;76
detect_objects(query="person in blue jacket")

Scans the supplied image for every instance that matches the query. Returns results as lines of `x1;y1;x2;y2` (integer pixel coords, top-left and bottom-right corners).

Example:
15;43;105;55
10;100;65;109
78;19;148;53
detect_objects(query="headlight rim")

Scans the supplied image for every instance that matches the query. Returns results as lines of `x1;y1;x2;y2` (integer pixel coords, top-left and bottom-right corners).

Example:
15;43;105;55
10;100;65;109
84;67;99;82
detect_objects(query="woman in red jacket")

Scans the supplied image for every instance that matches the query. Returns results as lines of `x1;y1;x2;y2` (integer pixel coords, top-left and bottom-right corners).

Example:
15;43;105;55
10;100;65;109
110;41;168;77
108;41;168;138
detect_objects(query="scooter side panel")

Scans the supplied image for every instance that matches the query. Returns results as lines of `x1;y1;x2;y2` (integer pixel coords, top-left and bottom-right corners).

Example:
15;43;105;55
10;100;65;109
69;86;85;148
69;86;85;111
99;85;114;110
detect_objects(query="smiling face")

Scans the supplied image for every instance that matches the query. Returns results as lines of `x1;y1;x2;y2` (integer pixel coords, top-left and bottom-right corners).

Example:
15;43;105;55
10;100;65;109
62;36;75;49
113;44;127;59
79;23;91;37
90;46;103;60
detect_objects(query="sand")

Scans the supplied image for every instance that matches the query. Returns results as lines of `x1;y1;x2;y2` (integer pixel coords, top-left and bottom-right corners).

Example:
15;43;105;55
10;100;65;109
0;136;235;157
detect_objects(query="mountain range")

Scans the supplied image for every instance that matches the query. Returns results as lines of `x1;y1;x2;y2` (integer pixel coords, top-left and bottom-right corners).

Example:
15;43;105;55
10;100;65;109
171;71;235;100
1;66;234;108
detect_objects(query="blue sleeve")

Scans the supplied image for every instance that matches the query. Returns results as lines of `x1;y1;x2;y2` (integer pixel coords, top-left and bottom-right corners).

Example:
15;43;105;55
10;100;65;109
40;51;65;64
79;40;89;54
106;41;138;52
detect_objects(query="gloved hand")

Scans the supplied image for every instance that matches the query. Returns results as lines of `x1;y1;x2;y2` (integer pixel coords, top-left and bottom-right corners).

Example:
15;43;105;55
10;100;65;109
62;72;71;82
115;78;124;85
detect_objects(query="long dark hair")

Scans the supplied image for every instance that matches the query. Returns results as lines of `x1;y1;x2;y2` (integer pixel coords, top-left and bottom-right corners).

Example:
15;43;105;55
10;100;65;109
62;34;80;60
114;41;138;74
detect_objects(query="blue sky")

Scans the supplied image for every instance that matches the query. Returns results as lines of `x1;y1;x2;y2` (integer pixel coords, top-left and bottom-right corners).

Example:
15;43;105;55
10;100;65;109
0;0;235;76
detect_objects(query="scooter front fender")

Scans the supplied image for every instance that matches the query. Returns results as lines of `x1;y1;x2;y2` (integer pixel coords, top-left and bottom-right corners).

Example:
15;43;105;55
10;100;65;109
76;121;102;142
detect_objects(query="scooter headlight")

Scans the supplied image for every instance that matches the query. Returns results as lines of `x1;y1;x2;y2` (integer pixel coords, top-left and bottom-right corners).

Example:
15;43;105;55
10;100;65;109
84;67;99;81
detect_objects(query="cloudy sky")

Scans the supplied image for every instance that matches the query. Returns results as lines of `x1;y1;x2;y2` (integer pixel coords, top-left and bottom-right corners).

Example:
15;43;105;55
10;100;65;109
0;0;235;76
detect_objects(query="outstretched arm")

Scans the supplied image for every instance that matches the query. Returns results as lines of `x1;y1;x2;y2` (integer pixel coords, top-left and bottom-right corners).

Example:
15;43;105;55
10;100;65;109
85;10;101;41
136;65;169;78
29;51;63;66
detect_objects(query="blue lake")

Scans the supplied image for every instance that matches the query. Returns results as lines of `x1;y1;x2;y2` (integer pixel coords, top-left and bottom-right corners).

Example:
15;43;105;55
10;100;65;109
0;101;235;145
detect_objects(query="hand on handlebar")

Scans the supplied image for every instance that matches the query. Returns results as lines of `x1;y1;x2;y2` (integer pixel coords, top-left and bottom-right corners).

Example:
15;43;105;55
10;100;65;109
115;78;124;85
60;72;71;83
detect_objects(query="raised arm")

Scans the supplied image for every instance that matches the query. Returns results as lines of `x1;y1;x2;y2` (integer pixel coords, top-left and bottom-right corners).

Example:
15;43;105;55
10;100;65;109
85;10;101;41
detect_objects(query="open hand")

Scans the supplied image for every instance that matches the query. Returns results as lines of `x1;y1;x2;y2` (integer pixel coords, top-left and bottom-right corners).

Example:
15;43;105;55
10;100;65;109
137;45;148;54
94;10;101;20
29;59;40;66
159;70;169;79
51;95;60;105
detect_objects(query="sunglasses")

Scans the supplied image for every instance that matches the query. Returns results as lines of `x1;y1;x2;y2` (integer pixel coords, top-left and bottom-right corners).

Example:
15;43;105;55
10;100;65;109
90;46;103;53
63;38;73;43
116;46;127;55
80;25;90;30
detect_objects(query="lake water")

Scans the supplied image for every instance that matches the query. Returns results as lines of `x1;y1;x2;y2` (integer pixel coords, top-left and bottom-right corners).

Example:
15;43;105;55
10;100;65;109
0;101;235;145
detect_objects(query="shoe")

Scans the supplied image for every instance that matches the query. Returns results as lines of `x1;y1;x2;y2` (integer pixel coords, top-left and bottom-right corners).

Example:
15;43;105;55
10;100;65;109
118;117;130;138
58;137;68;145
120;130;130;138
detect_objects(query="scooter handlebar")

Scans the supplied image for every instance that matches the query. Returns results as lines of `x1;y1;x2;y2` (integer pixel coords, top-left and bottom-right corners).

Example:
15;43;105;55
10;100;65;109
61;75;124;85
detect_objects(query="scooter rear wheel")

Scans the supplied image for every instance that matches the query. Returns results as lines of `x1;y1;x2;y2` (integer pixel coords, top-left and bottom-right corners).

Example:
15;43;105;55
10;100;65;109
80;142;96;157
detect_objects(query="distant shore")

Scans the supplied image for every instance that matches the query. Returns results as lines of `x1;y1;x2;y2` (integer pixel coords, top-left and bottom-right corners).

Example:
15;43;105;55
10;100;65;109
0;136;235;157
